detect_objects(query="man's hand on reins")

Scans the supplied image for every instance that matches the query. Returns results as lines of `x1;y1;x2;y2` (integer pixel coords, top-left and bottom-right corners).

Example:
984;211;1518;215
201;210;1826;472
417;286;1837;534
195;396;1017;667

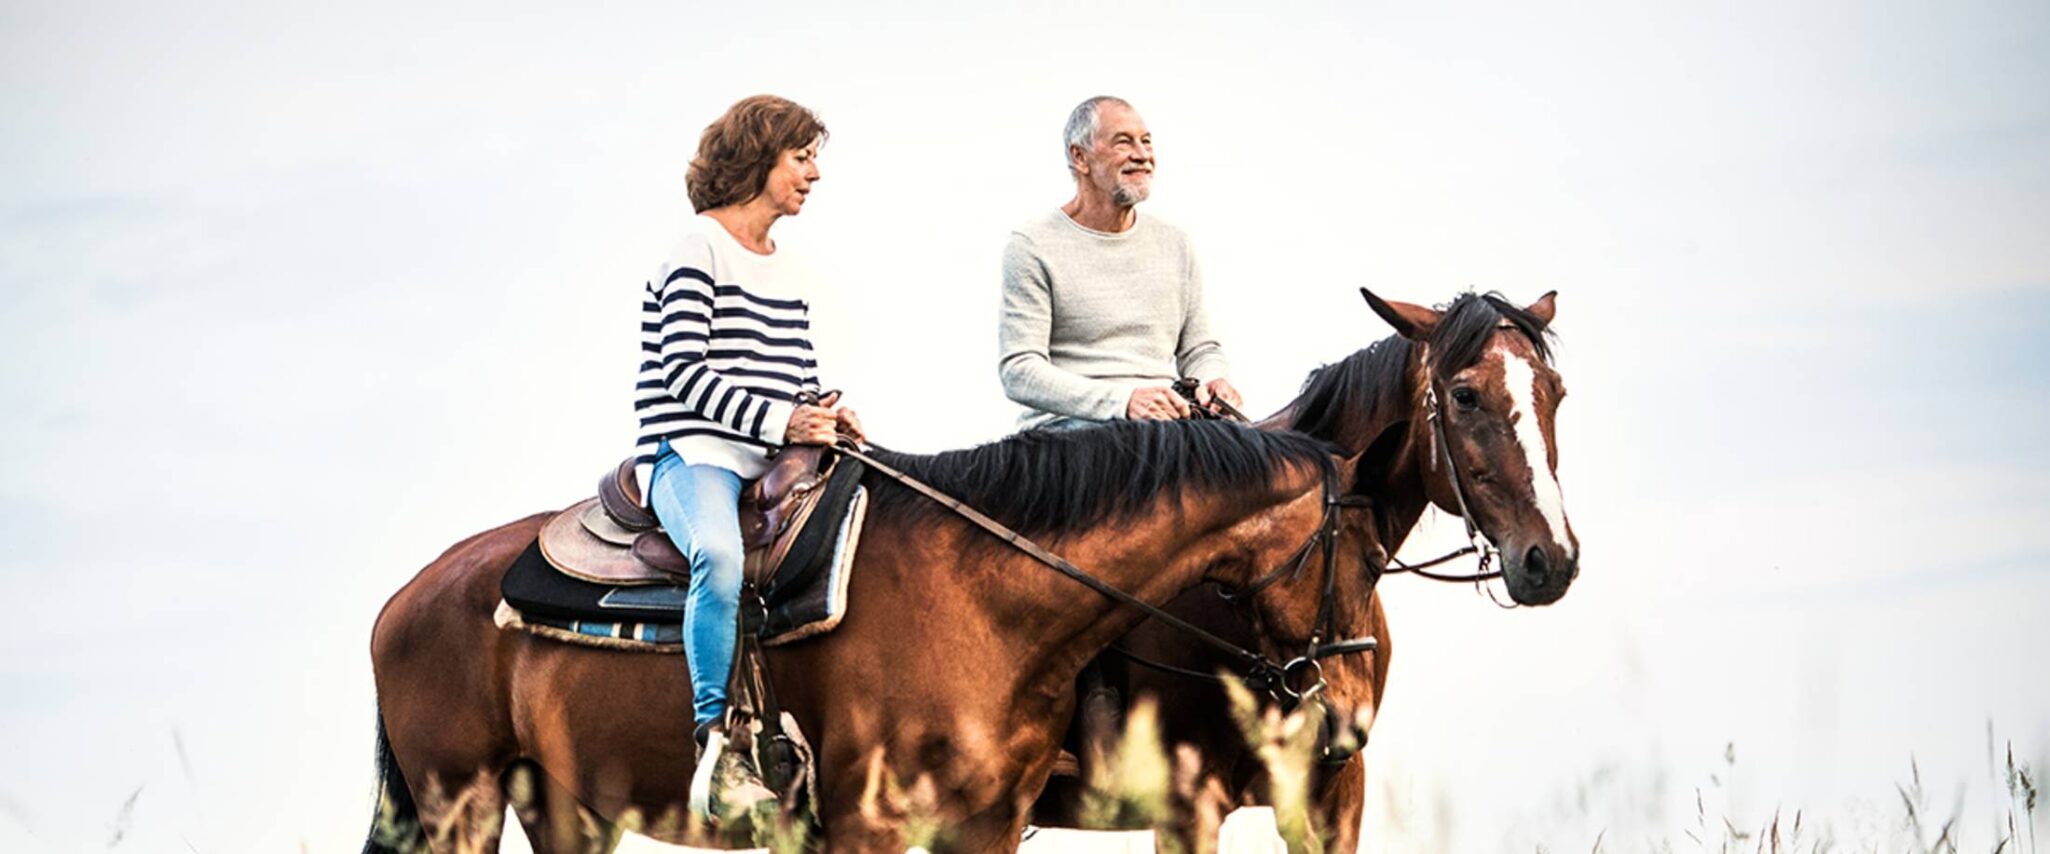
1127;386;1193;420
1194;377;1243;412
1169;377;1247;421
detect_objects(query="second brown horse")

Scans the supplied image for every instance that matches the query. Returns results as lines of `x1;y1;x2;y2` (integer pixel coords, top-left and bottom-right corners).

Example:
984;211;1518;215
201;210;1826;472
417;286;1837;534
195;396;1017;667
1036;289;1581;853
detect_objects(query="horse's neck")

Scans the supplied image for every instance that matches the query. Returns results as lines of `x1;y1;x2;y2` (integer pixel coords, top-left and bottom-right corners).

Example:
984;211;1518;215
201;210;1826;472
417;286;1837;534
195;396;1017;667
1368;358;1440;553
1368;458;1433;554
1291;344;1438;553
1072;497;1287;625
942;485;1320;698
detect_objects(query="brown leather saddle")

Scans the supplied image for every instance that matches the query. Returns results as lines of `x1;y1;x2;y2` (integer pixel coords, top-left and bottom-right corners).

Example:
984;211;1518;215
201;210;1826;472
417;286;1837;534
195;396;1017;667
538;446;849;589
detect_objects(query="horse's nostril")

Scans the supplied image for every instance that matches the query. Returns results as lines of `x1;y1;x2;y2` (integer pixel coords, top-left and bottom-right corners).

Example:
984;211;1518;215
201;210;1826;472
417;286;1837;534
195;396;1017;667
1524;545;1550;582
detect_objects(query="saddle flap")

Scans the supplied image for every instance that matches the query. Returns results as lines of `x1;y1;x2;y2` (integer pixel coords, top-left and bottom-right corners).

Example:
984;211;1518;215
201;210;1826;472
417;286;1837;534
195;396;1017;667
577;501;639;547
739;446;832;549
754;455;867;603
538;499;678;586
631;530;691;576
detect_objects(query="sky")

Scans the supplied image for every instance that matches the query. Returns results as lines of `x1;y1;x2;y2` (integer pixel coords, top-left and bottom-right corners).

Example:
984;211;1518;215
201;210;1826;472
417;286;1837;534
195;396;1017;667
2;0;2048;851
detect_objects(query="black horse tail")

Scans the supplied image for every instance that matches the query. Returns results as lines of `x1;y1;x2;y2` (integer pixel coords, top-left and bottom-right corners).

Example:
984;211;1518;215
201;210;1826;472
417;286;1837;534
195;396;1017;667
364;708;425;854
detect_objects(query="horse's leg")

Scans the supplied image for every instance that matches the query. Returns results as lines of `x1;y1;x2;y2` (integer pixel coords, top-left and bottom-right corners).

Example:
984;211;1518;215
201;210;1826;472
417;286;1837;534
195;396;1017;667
1138;745;1232;854
382;645;522;854
819;807;1028;854
1315;757;1366;854
816;813;900;854
1308;591;1388;854
1329;590;1392;854
1150;791;1212;854
372;518;544;854
410;765;511;854
797;695;1059;854
940;810;1032;853
947;725;1081;853
505;761;620;854
503;642;687;851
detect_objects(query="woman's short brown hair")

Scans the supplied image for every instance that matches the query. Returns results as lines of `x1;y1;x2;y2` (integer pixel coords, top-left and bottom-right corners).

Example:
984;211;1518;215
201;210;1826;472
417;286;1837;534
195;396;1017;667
685;95;828;213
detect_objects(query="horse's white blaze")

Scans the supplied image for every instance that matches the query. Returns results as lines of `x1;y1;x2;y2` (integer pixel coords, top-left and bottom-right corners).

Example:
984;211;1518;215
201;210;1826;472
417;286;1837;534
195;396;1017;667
1498;346;1573;556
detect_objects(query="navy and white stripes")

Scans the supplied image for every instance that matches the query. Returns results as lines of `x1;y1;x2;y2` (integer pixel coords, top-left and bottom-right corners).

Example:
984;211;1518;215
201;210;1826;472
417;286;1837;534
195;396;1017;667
633;219;819;491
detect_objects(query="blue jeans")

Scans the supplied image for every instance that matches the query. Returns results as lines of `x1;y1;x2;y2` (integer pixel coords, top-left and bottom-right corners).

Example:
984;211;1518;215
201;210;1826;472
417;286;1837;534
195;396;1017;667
1039;416;1109;432
648;443;747;728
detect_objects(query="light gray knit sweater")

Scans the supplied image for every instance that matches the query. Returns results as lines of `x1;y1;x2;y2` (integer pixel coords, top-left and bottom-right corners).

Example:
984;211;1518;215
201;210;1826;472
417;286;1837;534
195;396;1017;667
998;210;1230;431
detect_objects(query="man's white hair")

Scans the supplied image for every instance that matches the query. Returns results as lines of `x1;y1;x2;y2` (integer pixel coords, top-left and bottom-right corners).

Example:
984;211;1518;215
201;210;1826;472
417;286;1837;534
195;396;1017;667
1063;95;1132;177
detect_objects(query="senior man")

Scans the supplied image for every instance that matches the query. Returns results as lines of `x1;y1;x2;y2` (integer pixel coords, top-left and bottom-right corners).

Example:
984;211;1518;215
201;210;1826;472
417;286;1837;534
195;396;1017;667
998;96;1242;431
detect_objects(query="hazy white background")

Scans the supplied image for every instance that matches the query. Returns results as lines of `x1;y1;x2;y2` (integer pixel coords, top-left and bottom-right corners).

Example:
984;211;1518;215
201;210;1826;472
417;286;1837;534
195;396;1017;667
3;1;2047;851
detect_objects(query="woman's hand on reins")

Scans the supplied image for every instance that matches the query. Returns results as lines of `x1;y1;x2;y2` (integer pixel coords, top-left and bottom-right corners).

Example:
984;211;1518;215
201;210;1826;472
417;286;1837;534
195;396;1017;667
814;390;866;444
785;404;838;445
833;407;865;444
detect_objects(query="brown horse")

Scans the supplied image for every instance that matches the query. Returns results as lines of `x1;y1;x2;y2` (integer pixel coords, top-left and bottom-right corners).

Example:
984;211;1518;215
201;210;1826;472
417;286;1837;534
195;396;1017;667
366;419;1391;853
1035;289;1579;853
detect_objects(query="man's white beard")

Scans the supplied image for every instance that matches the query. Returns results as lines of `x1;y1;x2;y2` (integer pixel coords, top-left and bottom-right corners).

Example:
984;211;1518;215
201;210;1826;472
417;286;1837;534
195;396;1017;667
1112;180;1150;207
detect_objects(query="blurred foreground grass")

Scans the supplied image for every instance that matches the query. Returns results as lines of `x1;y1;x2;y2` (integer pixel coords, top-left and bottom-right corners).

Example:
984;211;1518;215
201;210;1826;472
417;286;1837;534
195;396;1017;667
364;701;2041;853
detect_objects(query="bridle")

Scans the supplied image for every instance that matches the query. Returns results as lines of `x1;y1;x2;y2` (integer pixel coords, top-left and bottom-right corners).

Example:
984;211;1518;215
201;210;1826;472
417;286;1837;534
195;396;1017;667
833;441;1377;711
1385;340;1504;587
1374;334;1580;613
1111;358;1520;707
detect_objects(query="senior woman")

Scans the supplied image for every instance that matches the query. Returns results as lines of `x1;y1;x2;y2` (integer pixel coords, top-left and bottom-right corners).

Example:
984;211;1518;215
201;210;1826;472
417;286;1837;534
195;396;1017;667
631;94;859;817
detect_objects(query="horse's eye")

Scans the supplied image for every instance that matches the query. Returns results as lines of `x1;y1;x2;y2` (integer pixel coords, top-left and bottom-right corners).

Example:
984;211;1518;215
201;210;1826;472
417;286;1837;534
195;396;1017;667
1451;387;1480;410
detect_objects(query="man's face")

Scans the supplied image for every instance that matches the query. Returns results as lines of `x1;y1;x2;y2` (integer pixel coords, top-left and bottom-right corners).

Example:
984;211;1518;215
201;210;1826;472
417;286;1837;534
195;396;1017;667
1076;103;1153;206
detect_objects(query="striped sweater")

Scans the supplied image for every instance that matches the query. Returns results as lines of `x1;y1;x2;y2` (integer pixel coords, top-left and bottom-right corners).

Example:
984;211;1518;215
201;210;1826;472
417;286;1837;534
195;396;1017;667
633;214;820;496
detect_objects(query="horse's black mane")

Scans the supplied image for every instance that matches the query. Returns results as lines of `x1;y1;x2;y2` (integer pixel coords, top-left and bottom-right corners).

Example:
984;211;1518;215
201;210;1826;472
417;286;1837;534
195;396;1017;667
862;419;1336;540
1288;291;1555;446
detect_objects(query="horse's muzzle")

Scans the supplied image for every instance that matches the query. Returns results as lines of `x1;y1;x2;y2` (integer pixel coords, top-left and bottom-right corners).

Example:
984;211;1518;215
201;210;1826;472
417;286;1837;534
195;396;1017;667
1506;542;1576;605
1316;702;1365;766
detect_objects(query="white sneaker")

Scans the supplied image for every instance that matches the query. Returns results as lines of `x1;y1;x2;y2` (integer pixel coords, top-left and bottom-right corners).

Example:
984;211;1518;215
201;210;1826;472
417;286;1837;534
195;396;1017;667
687;728;727;822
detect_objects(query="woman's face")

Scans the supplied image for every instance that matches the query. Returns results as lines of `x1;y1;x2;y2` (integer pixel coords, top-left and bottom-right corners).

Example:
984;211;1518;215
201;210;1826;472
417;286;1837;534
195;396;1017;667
760;141;821;217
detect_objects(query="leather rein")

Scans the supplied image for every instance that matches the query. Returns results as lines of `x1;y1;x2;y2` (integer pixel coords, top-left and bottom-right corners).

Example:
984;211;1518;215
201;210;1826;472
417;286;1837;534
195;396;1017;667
832;441;1376;708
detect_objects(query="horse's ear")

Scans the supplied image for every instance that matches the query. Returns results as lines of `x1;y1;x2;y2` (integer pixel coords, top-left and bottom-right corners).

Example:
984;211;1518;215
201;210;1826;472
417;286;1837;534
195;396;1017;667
1525;290;1558;328
1332;452;1359;491
1360;288;1439;341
